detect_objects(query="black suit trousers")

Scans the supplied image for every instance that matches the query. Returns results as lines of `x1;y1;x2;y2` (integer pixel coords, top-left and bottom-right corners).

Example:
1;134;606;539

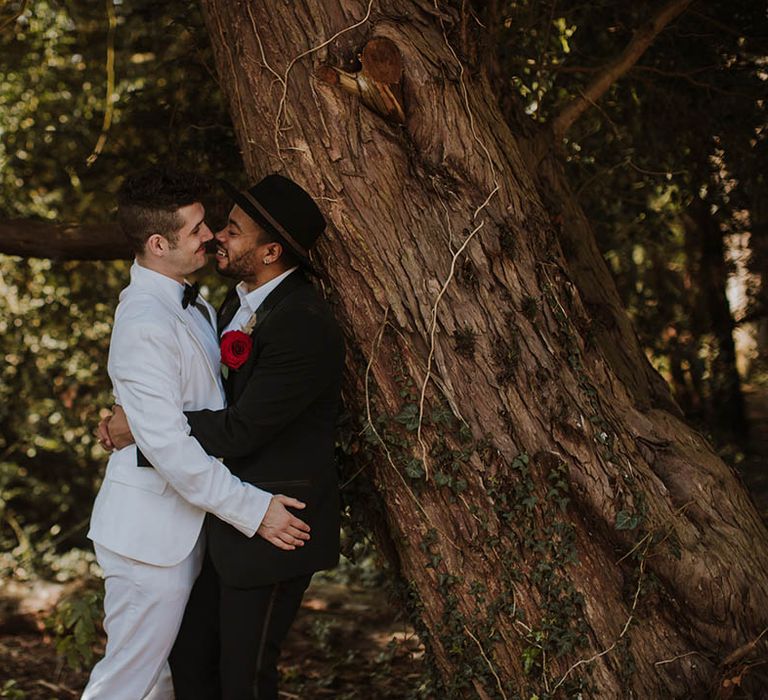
169;553;312;700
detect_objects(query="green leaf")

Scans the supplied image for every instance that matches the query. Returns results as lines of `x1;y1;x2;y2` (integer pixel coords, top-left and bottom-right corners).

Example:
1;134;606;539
405;460;425;480
522;645;541;674
615;510;639;530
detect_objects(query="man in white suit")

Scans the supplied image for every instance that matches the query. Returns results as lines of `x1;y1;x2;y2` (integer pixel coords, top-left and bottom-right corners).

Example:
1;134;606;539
82;169;311;700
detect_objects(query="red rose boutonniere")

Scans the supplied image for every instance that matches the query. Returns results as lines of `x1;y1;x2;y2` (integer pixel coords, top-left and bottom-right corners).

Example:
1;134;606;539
220;330;253;371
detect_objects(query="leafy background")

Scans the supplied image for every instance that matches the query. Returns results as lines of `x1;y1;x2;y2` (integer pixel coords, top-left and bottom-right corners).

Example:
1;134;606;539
0;1;765;695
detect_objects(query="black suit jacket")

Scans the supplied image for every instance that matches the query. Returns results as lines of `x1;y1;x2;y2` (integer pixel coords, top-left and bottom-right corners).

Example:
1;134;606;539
185;271;345;588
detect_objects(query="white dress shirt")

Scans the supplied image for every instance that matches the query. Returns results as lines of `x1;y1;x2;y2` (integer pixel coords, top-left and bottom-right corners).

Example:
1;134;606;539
221;267;298;336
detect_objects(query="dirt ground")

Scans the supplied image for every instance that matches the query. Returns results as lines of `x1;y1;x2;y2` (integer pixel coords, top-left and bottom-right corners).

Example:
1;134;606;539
0;579;428;700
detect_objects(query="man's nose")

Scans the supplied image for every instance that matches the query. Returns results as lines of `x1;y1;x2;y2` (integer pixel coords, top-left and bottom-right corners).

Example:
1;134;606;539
214;228;226;241
201;225;214;241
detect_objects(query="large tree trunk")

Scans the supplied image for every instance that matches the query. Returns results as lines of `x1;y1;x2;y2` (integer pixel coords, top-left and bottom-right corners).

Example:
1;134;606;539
523;136;682;416
202;1;768;696
482;0;690;419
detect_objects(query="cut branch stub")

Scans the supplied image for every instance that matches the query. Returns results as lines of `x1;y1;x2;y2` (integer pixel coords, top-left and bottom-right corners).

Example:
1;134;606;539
316;37;405;124
361;37;402;83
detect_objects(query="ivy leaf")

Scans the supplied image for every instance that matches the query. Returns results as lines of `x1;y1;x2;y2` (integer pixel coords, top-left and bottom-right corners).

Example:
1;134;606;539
453;478;468;493
615;510;639;530
522;645;541;675
405;460;425;479
522;495;538;511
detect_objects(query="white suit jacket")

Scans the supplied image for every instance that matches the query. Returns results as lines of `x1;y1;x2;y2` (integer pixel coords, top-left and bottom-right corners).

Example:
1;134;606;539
88;262;271;566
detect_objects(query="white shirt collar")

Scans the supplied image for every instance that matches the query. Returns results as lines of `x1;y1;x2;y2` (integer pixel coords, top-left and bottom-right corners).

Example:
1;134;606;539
235;267;298;315
130;260;186;306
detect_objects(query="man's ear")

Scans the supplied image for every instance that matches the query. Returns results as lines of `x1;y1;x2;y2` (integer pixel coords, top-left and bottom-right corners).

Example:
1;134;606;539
265;241;284;264
146;233;169;256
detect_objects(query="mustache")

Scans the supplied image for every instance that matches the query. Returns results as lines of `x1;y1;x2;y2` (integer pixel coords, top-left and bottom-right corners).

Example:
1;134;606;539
204;239;219;254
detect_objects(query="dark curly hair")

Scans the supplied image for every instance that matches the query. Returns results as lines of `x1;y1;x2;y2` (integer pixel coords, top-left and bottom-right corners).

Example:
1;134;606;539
116;167;209;254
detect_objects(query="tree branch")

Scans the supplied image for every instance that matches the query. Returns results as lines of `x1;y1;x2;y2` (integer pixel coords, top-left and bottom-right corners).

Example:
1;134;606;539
0;219;131;260
551;0;694;140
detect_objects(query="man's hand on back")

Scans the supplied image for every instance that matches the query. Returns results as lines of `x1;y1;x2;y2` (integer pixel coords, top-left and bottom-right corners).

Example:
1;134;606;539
98;407;311;551
258;495;311;550
107;405;134;449
96;412;116;451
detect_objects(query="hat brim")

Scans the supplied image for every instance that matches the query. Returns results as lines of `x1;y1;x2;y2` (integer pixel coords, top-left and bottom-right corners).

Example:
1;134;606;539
219;179;317;274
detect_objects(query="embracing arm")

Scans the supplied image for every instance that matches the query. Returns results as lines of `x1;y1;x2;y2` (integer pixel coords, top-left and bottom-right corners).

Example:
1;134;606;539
185;307;344;458
109;317;273;537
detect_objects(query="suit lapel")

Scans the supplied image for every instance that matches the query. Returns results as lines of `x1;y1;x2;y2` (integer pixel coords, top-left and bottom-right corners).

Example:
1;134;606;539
248;271;308;337
186;317;221;386
146;290;220;387
217;286;240;335
218;272;308;338
224;272;309;399
123;265;221;387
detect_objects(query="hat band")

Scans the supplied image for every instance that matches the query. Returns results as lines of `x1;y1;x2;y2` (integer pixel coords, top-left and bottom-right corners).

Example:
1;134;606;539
239;189;309;258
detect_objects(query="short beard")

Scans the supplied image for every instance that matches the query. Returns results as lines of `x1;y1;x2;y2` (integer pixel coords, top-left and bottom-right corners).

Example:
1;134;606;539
218;246;259;280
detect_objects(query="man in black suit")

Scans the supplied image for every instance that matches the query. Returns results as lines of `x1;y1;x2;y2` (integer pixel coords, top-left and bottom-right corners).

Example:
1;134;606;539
107;175;345;699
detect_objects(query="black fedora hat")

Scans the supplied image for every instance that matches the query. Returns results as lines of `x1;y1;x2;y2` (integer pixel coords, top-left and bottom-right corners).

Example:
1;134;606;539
220;174;325;271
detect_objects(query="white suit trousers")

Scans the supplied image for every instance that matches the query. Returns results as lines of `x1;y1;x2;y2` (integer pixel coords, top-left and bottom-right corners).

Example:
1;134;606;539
81;536;205;700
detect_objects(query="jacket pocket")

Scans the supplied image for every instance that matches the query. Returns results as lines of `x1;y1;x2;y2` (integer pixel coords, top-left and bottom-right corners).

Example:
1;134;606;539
109;455;168;495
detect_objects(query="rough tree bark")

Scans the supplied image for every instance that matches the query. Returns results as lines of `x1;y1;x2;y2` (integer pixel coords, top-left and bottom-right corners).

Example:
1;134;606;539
196;1;767;697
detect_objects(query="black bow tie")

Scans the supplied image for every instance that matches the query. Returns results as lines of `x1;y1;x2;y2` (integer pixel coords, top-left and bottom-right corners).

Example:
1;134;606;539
182;282;200;309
